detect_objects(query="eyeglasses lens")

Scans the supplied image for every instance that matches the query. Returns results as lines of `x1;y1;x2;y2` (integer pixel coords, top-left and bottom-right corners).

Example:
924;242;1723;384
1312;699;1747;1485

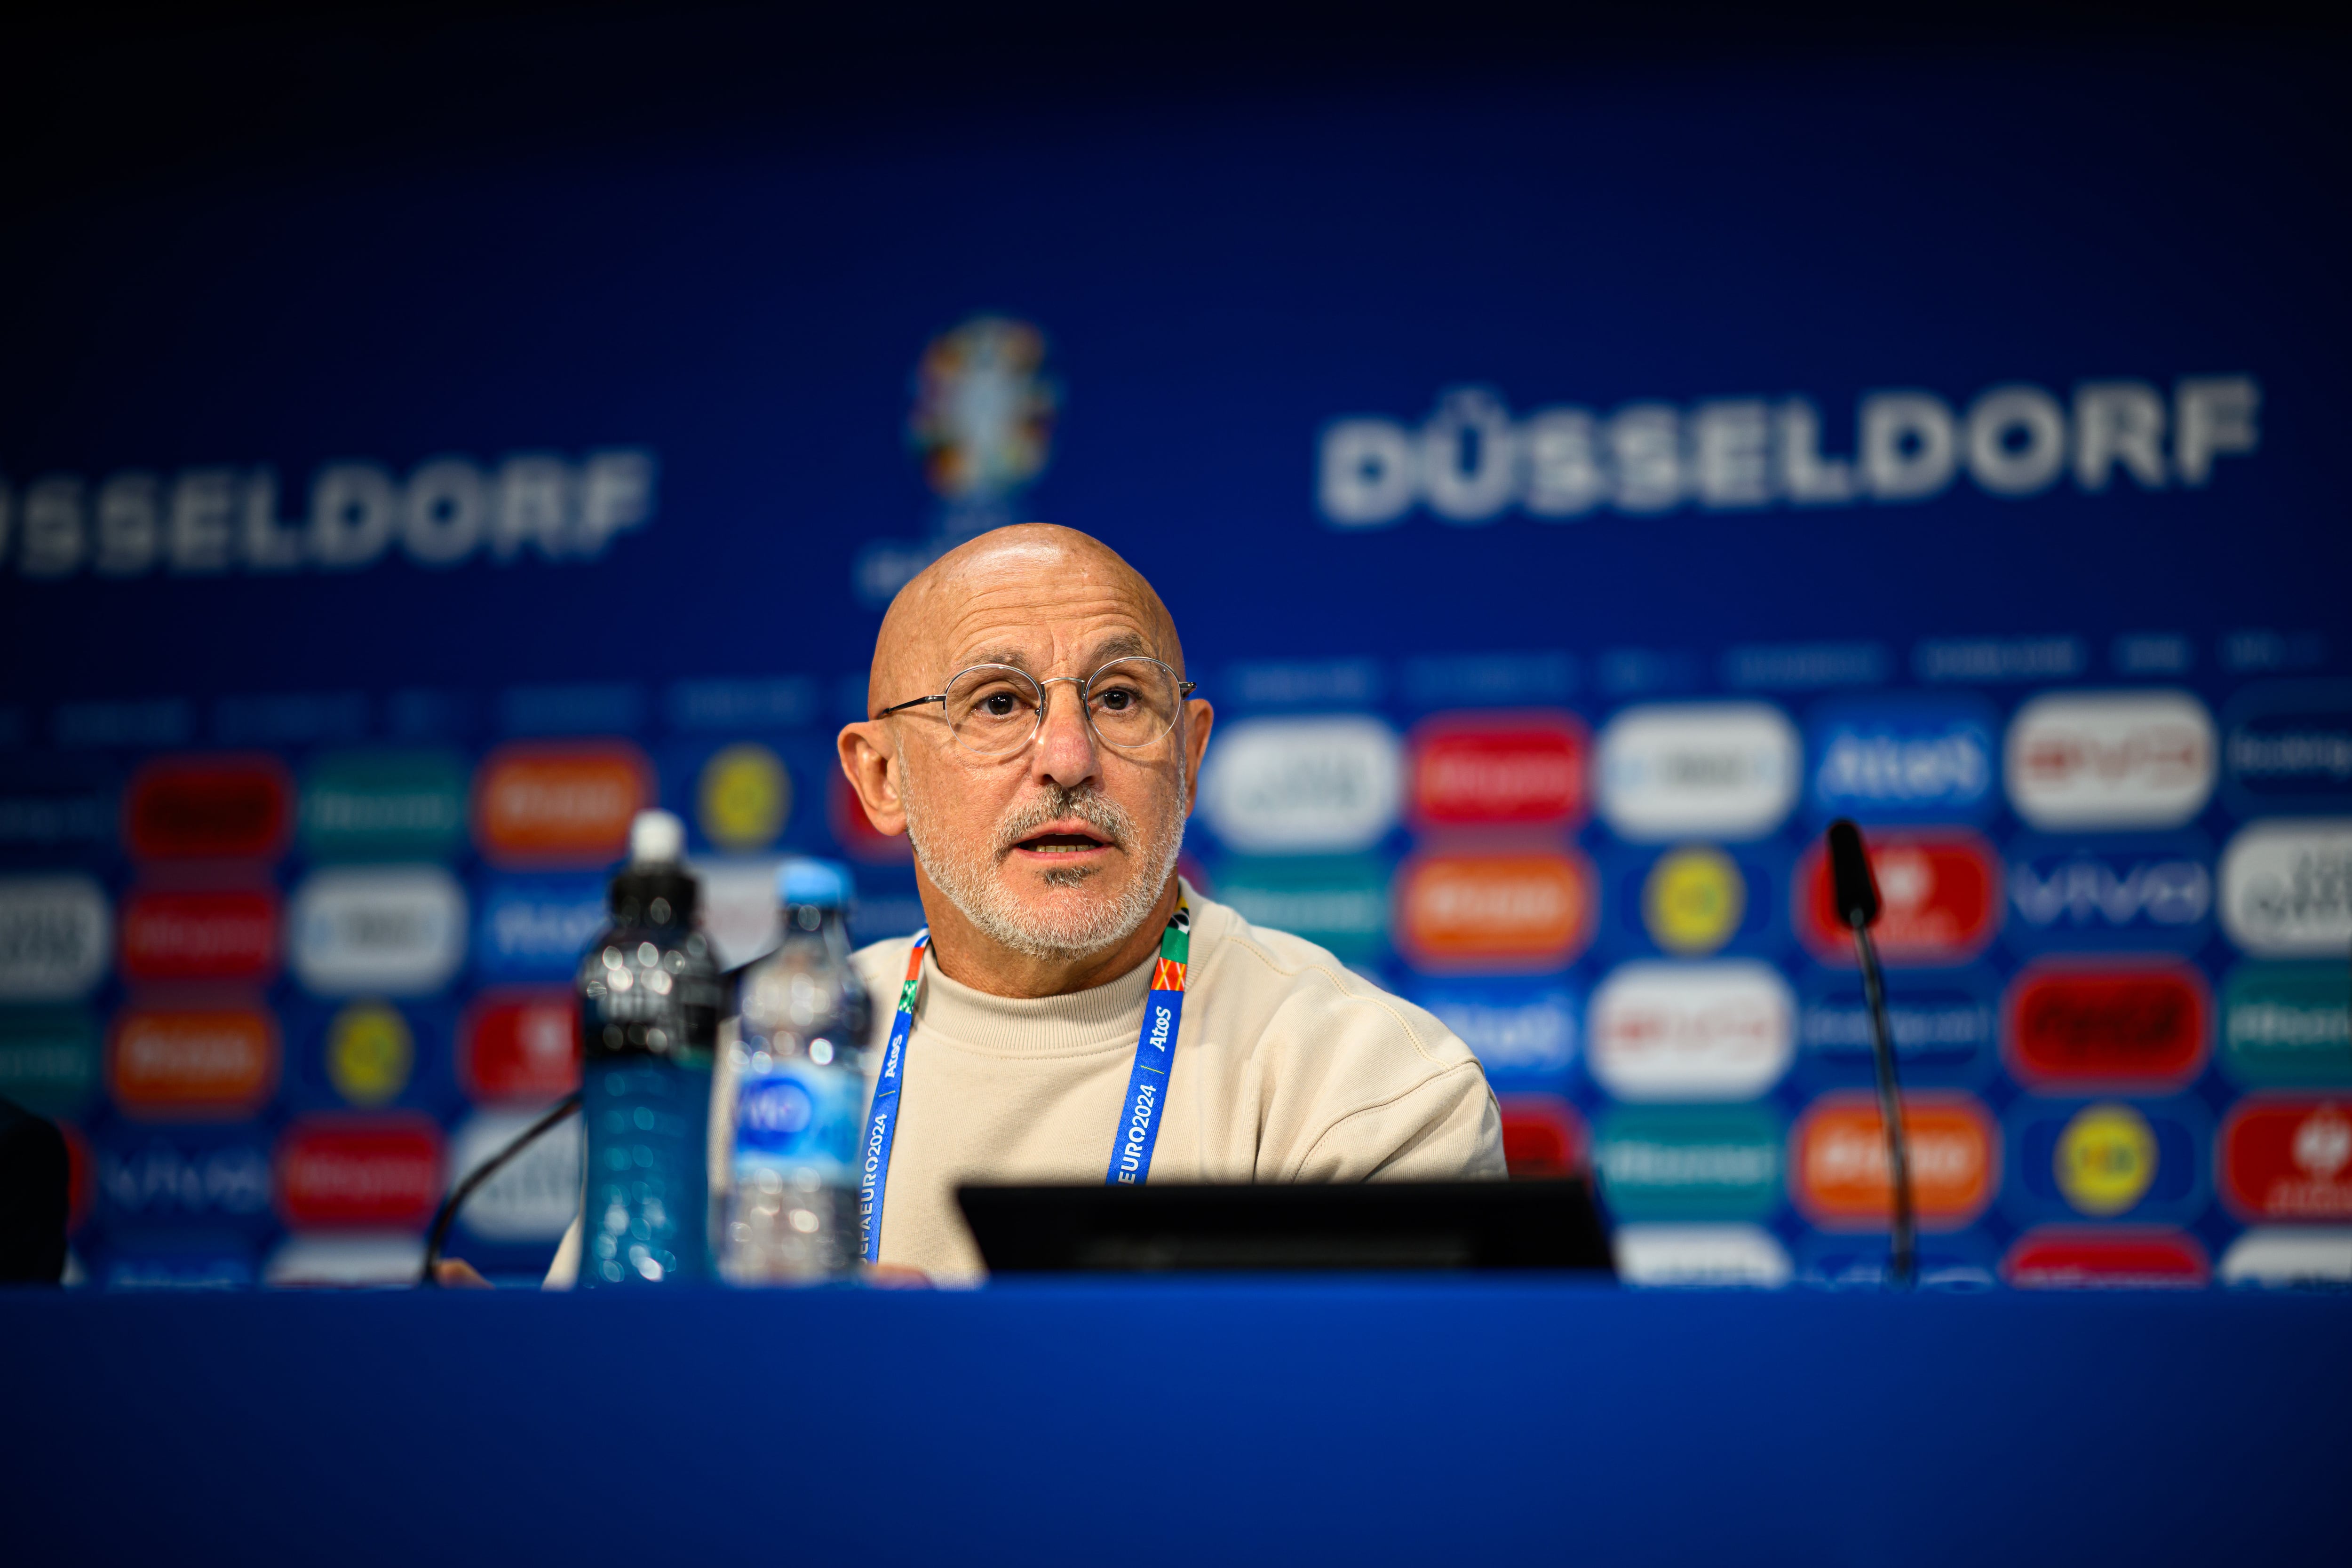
1082;659;1181;750
941;659;1182;757
944;667;1042;757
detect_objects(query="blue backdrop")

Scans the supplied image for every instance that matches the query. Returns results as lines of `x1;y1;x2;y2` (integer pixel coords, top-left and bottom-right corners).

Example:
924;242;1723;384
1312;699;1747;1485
0;41;2347;1290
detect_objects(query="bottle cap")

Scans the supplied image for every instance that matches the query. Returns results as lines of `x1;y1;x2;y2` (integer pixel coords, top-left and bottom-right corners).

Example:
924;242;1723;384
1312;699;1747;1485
629;809;685;866
777;857;851;910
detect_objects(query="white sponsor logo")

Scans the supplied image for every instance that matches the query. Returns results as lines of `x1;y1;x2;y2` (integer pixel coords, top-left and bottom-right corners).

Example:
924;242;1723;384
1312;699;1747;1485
2220;818;2352;956
1318;376;2258;528
447;1111;583;1242
1199;716;1402;853
689;857;787;971
263;1233;430;1288
0;874;111;1000
1613;1223;1792;1288
2004;689;2216;829
2217;1227;2352;1286
1597;704;1799;842
289;866;468;995
2296;1108;2352;1178
1589;960;1795;1101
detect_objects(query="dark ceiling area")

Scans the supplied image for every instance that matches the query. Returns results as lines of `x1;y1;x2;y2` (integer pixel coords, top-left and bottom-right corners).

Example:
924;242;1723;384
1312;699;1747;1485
3;1;2343;216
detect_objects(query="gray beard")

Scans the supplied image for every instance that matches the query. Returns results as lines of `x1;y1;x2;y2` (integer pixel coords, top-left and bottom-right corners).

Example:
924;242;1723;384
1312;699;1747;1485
902;773;1187;962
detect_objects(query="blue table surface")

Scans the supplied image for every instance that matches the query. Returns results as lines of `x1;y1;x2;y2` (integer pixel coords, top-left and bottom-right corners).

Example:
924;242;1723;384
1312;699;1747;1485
6;1280;2348;1566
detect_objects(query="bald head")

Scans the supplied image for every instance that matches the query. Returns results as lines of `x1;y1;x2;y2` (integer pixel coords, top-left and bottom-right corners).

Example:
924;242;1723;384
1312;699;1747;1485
868;524;1184;715
839;521;1215;993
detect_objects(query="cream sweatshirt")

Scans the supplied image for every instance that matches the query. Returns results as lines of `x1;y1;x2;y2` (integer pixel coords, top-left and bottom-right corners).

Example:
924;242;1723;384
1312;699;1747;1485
544;883;1505;1285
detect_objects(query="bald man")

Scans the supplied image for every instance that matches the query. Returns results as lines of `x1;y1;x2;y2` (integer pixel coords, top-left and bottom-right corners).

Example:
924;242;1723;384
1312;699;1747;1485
533;524;1503;1286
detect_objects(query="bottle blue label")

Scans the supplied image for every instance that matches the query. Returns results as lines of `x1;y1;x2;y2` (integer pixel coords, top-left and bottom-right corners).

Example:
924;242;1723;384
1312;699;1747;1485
732;1062;861;1183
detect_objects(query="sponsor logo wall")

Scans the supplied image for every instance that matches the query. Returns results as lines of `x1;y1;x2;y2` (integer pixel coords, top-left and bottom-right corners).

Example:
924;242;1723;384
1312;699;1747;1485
7;648;2345;1289
0;97;2335;1297
0;695;880;1286
1191;665;2352;1292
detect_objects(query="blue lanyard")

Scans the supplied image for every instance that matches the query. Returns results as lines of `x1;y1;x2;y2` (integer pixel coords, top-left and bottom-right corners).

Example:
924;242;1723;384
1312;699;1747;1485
858;902;1192;1265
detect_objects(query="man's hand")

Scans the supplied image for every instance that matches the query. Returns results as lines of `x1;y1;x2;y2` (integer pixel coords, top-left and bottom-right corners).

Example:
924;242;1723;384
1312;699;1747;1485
861;1263;932;1288
431;1258;493;1289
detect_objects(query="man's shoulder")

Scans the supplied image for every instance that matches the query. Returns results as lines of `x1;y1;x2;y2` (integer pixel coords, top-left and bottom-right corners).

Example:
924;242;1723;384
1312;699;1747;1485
1187;891;1478;1076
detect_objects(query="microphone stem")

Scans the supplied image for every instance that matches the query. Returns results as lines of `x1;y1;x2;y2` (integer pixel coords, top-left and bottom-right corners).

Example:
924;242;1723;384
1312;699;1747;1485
420;1092;583;1286
1851;922;1915;1289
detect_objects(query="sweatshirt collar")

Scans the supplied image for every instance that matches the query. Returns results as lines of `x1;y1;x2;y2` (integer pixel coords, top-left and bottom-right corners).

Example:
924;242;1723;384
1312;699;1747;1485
910;879;1216;1058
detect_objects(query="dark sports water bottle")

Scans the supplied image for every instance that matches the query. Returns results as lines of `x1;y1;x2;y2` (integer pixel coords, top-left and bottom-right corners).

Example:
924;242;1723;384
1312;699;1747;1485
576;810;720;1287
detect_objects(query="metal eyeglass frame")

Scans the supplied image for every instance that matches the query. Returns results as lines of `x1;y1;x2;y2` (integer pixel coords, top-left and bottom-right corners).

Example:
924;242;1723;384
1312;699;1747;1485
874;656;1199;758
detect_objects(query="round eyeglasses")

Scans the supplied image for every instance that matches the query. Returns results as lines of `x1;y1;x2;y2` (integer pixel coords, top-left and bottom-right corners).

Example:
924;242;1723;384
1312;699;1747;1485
876;656;1198;760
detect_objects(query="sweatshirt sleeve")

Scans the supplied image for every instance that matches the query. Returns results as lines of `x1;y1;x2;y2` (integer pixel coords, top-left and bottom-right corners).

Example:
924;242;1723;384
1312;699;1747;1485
543;1214;581;1289
1288;1060;1508;1182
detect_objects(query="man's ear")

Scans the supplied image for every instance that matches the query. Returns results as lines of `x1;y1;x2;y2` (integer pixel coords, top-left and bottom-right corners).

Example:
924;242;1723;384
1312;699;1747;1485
837;721;909;836
1179;699;1214;819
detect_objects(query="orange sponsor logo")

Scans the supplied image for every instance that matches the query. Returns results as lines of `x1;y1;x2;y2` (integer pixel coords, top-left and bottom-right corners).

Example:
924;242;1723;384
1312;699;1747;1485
1791;1091;1997;1230
472;742;651;867
1395;851;1592;972
108;1005;279;1117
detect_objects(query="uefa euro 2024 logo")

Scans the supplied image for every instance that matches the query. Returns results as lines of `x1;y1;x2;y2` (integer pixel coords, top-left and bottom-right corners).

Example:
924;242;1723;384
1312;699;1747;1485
857;316;1060;608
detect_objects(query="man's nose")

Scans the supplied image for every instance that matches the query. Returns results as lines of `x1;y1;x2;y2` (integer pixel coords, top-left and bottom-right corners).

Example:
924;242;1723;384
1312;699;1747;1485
1032;681;1100;788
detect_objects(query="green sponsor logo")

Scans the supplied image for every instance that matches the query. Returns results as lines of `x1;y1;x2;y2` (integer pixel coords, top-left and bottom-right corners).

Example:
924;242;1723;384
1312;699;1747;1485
2222;962;2352;1086
1213;856;1389;962
0;1007;100;1118
1594;1105;1783;1222
301;749;468;861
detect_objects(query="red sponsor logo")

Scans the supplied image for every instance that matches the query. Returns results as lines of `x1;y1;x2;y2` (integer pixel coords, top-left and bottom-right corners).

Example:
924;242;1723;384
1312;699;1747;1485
2220;1098;2352;1221
1790;1091;1998;1230
1498;1094;1587;1178
276;1115;443;1228
472;742;652;867
123;755;292;861
1409;713;1589;830
1798;828;2000;964
60;1120;93;1231
1395;851;1592;973
460;990;581;1103
118;887;279;984
2004;960;2208;1088
830;772;913;865
2001;1227;2209;1288
107;1005;279;1117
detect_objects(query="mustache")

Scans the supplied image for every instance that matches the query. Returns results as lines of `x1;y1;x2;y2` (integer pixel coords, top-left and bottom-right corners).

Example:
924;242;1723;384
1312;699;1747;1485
993;785;1134;854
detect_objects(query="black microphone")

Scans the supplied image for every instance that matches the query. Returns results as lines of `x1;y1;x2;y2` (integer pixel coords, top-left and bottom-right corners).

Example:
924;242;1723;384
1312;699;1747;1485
1826;819;1916;1289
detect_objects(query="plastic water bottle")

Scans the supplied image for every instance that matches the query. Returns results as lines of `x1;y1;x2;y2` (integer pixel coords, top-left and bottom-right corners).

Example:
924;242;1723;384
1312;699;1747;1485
717;859;871;1284
576;810;721;1287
